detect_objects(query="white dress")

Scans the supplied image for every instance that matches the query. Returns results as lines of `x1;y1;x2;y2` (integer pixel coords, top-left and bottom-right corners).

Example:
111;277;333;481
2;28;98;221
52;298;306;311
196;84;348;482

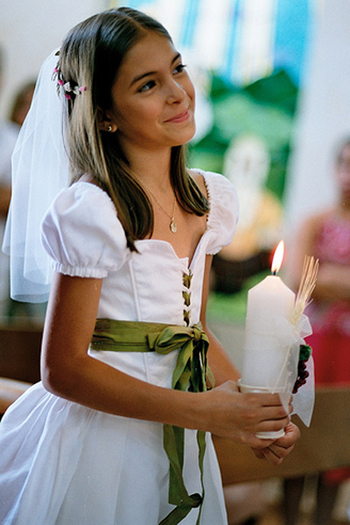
0;169;238;525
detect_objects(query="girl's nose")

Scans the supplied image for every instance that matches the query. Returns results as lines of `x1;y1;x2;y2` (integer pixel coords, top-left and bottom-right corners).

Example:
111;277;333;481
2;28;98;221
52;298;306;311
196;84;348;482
166;79;186;104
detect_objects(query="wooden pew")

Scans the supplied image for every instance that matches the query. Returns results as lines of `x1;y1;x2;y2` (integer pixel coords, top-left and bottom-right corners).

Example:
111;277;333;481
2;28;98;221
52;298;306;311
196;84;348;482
0;324;42;415
213;387;350;484
0;324;42;384
0;377;32;415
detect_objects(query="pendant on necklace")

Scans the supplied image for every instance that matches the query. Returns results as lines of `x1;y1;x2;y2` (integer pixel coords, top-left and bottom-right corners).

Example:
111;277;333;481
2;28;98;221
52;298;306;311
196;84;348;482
170;219;177;233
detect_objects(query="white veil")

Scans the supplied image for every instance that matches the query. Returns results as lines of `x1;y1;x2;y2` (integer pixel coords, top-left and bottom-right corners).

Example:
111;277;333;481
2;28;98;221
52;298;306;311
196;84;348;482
2;50;70;302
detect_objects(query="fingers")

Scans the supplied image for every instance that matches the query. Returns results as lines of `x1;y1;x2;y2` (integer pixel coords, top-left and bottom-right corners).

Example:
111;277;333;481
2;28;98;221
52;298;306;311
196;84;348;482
208;382;294;447
251;447;267;460
241;392;292;419
243;392;293;437
252;440;289;466
236;401;289;445
260;447;284;466
261;437;295;466
242;395;290;431
272;422;301;449
253;417;290;437
254;423;301;466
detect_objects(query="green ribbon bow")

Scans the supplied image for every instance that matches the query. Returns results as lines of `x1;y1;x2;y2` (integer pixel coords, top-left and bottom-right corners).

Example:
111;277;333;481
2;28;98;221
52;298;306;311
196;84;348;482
91;319;212;525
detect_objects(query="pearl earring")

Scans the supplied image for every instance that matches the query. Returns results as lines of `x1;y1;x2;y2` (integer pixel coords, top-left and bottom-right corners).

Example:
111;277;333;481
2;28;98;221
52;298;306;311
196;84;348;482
107;125;112;132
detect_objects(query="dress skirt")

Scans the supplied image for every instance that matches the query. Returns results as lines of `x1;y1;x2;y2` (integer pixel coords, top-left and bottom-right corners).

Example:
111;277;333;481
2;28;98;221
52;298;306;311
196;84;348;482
0;350;228;525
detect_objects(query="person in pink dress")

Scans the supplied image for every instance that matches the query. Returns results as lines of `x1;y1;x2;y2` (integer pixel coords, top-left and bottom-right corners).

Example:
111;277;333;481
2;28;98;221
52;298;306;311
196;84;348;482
284;137;350;525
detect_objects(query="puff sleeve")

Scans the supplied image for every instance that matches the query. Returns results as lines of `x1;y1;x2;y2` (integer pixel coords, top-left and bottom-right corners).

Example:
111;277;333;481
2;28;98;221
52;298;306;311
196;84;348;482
41;182;129;278
202;170;239;255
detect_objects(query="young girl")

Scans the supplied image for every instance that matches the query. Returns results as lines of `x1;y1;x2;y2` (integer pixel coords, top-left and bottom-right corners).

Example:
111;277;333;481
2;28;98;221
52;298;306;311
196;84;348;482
0;8;299;525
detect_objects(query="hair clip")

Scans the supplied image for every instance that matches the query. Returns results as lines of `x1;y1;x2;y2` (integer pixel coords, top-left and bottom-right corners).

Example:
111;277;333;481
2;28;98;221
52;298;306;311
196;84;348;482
53;65;86;100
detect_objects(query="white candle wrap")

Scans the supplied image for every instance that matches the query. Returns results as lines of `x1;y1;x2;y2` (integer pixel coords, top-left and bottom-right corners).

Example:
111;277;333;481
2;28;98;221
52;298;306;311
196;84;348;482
241;275;315;429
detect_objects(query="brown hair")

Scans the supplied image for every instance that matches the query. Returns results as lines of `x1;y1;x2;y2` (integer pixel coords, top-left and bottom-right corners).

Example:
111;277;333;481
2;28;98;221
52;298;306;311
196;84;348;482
58;7;209;251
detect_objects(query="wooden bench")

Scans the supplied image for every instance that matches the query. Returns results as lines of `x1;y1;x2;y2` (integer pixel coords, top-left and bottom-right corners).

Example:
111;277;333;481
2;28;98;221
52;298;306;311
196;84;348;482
0;324;42;415
0;324;42;384
0;377;32;415
214;387;350;483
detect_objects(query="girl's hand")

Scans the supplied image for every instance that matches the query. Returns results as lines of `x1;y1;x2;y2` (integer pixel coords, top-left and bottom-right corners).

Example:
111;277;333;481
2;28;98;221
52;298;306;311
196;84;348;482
251;422;301;465
204;381;292;448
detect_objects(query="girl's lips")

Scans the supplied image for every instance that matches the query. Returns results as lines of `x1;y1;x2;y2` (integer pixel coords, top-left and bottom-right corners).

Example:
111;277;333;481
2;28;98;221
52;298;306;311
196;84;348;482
165;109;190;123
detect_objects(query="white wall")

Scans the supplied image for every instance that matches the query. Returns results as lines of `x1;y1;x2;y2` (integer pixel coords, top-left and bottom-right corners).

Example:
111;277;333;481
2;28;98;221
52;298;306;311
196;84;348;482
284;0;350;239
0;0;109;119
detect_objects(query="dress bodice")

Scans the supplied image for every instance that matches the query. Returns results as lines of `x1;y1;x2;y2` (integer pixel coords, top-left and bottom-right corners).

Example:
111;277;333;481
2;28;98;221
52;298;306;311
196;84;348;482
42;169;238;326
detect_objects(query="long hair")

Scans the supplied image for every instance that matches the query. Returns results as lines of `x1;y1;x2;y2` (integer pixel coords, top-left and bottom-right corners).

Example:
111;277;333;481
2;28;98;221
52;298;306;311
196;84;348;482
58;7;209;251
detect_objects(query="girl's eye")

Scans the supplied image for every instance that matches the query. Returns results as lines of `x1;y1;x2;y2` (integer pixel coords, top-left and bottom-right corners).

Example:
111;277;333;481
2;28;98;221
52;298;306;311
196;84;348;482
174;63;187;75
139;80;156;93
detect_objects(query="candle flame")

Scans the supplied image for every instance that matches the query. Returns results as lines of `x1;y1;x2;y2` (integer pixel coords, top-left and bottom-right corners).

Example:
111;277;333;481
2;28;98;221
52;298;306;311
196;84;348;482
271;240;284;274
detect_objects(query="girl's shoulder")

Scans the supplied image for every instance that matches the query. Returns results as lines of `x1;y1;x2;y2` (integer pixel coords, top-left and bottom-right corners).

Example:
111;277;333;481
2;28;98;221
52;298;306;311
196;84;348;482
189;168;239;252
188;168;238;214
45;180;120;233
188;168;236;194
41;180;129;278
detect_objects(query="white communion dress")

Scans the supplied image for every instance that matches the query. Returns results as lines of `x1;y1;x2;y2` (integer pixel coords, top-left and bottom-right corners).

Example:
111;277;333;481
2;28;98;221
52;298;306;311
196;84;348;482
0;169;238;525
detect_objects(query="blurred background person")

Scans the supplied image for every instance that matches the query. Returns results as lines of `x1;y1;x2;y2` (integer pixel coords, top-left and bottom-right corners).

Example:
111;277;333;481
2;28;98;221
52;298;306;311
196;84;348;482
0;48;35;321
9;80;35;127
211;134;283;295
284;137;350;525
0;45;19;319
5;79;37;321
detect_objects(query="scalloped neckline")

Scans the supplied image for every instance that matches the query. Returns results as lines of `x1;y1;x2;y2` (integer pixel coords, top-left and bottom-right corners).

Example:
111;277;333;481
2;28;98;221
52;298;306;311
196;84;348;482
77;169;212;268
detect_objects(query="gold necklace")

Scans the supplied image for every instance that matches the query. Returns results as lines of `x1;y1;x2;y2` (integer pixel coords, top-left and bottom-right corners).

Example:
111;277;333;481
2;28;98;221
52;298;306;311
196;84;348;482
142;183;177;233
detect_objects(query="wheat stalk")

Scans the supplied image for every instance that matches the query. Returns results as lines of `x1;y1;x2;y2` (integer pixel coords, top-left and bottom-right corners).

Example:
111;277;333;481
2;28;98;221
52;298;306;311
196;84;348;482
291;255;319;326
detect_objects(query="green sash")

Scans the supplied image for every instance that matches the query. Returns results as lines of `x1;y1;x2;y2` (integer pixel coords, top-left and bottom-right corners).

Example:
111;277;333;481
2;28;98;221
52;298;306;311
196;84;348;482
91;319;213;525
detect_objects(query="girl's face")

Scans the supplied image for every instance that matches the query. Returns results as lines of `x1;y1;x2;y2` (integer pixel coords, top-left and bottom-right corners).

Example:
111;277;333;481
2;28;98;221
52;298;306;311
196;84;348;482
105;32;196;157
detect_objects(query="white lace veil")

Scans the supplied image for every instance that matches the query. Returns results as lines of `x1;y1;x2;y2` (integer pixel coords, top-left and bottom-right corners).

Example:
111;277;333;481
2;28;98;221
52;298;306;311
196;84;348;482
2;50;70;303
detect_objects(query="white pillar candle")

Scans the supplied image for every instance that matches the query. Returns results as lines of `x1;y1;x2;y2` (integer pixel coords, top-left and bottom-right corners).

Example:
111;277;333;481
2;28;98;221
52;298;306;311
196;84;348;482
241;275;295;387
241;241;296;388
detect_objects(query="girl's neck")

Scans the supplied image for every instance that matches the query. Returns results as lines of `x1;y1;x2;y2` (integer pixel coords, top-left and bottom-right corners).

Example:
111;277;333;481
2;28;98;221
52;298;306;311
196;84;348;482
128;148;173;191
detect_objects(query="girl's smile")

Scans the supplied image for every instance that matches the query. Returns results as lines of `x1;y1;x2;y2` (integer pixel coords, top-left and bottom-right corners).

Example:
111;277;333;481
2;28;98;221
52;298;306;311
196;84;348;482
164;108;190;123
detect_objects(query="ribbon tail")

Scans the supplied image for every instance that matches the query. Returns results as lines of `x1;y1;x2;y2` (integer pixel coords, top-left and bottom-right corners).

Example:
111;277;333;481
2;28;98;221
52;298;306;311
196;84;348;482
161;424;204;525
159;494;202;525
196;430;206;525
157;326;208;525
158;505;193;525
172;341;194;390
190;344;204;392
163;424;186;505
164;424;201;511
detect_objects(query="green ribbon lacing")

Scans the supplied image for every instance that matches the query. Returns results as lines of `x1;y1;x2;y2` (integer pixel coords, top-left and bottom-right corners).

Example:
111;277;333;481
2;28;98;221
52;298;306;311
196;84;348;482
91;319;213;525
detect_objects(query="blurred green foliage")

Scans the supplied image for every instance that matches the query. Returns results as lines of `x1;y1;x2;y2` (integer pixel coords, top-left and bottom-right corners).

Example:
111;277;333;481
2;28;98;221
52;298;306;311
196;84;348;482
188;69;298;200
190;69;299;321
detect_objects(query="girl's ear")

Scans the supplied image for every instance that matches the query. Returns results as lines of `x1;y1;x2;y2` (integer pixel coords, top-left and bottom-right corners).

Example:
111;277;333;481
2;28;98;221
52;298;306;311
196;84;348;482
97;107;118;133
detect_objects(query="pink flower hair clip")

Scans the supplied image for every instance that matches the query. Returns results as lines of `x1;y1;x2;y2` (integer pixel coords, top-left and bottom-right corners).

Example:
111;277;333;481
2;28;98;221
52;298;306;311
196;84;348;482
53;65;86;100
